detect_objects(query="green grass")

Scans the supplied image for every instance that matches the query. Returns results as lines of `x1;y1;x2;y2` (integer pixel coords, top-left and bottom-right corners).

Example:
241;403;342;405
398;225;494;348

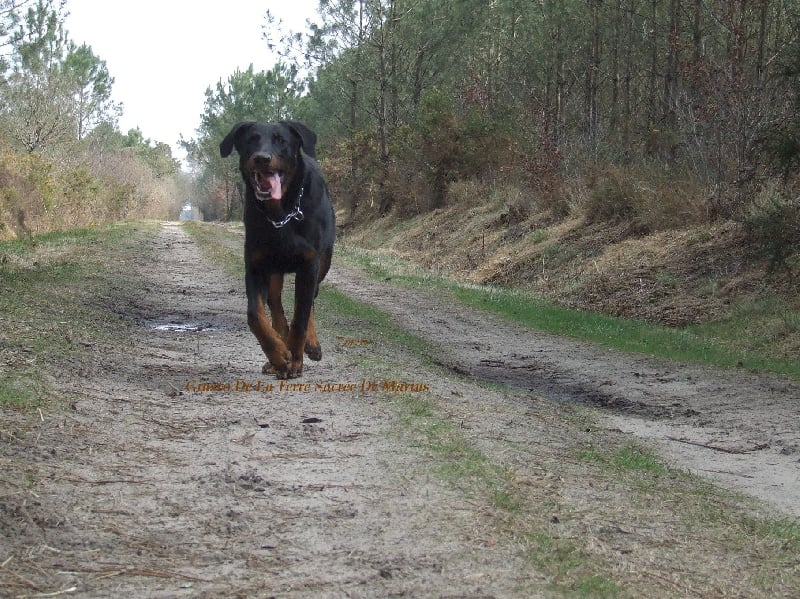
0;371;44;409
687;297;799;364
452;283;800;377
0;222;156;410
317;285;435;358
394;392;634;597
577;441;672;484
408;408;504;492
576;437;800;591
181;221;243;275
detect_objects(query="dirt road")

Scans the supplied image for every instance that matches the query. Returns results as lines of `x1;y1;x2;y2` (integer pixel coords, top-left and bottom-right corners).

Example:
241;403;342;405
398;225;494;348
2;222;799;598
328;262;800;519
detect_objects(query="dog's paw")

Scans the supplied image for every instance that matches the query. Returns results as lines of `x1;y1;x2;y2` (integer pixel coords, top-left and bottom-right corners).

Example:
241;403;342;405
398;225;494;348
265;362;294;380
263;359;303;380
305;342;322;362
286;359;304;379
262;362;278;376
264;348;292;378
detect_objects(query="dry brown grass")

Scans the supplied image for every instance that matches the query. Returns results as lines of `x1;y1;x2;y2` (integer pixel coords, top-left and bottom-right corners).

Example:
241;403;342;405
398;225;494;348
338;170;798;333
579;164;710;231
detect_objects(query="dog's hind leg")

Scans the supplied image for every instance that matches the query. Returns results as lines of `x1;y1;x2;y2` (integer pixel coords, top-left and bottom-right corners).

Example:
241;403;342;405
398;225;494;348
304;307;322;361
304;250;330;361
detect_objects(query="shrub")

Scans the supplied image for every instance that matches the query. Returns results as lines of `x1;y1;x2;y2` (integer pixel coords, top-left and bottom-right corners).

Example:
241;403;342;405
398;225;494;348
744;184;800;274
445;178;483;209
0;141;178;235
583;166;639;223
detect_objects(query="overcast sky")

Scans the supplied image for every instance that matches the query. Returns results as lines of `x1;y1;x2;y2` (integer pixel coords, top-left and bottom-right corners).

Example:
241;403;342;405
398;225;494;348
65;0;319;163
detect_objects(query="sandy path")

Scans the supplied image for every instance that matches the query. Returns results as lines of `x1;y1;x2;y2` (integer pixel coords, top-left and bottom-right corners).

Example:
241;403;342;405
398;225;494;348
0;223;530;597
3;221;799;598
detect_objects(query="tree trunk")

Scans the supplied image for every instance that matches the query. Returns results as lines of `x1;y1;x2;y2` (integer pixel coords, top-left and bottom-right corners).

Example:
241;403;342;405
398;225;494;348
663;0;680;132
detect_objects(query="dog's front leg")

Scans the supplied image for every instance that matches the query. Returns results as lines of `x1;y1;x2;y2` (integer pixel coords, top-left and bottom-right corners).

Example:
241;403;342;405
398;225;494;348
286;262;319;378
246;271;292;378
267;273;289;340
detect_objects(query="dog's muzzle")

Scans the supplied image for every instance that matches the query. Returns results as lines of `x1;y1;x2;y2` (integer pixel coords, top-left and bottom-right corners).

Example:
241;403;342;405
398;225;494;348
253;169;285;202
249;153;287;202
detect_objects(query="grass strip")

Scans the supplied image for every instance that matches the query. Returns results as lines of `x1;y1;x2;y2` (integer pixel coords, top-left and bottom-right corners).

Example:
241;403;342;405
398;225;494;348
341;247;800;379
181;221;243;275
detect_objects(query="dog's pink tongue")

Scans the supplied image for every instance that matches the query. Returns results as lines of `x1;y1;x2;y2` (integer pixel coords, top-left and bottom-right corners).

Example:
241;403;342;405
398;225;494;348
268;172;283;200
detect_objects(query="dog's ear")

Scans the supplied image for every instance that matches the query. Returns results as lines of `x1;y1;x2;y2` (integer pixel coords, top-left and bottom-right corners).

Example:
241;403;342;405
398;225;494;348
220;122;253;158
283;121;318;159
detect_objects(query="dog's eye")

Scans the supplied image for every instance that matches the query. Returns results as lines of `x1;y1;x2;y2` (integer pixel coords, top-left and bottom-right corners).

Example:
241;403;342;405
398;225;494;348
272;133;285;145
247;134;260;145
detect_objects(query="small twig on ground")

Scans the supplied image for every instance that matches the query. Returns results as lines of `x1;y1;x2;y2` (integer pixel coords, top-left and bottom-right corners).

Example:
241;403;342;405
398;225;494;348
666;436;767;454
27;586;78;598
90;567;209;583
138;416;191;433
61;477;148;485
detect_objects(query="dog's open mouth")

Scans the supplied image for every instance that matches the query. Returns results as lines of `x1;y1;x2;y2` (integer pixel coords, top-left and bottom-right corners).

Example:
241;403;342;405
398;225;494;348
253;169;284;201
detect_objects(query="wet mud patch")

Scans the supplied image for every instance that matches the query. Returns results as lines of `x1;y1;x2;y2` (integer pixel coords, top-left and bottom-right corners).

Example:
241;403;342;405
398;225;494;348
471;355;682;419
145;318;218;333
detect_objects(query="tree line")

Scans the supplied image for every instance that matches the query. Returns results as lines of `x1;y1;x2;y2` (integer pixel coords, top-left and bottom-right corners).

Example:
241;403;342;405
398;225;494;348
3;0;796;258
0;0;182;237
190;0;800;252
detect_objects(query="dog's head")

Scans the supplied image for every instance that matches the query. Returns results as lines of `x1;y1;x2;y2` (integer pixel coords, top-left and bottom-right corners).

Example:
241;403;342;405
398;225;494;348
220;121;317;203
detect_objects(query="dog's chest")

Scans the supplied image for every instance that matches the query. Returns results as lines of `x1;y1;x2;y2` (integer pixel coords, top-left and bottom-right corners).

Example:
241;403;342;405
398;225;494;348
245;225;314;271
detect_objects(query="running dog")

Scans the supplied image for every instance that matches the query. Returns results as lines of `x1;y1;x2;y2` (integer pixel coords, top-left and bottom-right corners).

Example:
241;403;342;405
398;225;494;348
220;121;335;379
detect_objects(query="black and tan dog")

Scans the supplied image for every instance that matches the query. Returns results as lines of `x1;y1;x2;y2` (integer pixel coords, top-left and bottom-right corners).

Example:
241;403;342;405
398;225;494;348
220;121;335;379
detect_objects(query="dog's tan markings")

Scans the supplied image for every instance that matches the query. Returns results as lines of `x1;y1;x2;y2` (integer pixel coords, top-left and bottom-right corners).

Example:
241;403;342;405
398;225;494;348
247;292;292;378
304;307;322;361
304;251;330;362
267;273;289;340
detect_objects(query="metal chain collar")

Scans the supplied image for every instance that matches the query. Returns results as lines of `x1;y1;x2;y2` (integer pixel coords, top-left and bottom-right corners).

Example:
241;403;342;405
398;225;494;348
265;187;305;229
